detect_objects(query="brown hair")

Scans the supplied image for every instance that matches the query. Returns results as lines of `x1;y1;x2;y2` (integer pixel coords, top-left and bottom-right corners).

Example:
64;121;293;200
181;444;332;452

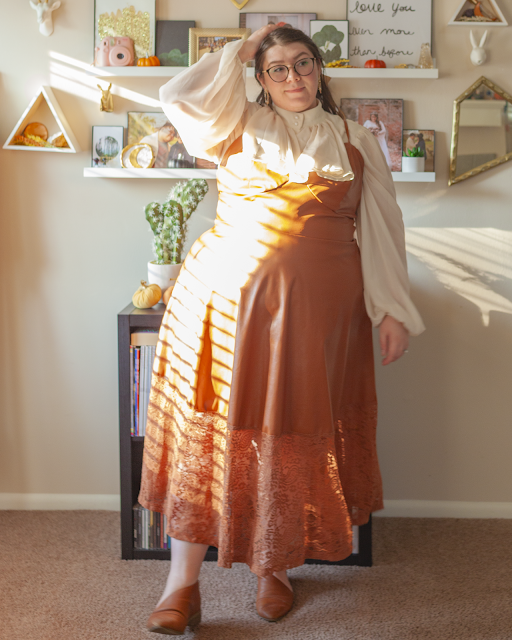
254;27;345;121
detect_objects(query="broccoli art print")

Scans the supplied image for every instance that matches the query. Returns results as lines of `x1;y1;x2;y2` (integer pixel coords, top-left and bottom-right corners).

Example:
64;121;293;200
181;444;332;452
310;21;349;65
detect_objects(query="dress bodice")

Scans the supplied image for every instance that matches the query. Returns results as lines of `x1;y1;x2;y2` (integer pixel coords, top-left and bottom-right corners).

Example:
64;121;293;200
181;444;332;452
215;134;365;244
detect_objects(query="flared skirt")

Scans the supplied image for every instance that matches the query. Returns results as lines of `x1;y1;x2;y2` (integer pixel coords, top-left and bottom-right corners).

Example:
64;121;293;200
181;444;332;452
139;223;382;576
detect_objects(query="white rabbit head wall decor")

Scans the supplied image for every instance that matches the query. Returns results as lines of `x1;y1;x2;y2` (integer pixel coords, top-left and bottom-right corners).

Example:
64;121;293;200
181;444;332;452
470;30;488;66
30;0;61;37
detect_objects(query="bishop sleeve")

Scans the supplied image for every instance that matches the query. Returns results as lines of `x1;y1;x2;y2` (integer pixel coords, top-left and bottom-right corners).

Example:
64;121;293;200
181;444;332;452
351;123;425;336
159;39;253;164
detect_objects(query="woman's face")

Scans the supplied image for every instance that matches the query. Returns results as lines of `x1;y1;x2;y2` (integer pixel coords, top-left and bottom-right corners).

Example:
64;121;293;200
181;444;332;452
258;42;320;113
371;114;378;122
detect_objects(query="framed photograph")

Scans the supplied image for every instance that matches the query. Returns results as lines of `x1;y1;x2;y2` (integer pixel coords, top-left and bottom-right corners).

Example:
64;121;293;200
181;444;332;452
156;20;195;66
340;98;403;172
94;0;156;61
189;28;251;65
403;129;435;172
346;0;432;68
127;112;194;168
310;20;349;64
239;13;317;34
91;125;124;167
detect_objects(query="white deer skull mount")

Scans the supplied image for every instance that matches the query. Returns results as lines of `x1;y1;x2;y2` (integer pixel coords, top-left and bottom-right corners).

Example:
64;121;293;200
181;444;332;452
30;0;61;37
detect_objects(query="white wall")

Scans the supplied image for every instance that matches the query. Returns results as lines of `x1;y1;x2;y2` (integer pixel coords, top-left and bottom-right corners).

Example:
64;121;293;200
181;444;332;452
1;0;511;513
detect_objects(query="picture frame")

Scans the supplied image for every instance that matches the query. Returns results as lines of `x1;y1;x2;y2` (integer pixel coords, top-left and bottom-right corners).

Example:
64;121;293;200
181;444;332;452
340;98;404;172
189;28;251;65
91;125;124;167
127;112;194;169
310;20;349;64
346;0;432;68
403;129;435;172
156;20;195;67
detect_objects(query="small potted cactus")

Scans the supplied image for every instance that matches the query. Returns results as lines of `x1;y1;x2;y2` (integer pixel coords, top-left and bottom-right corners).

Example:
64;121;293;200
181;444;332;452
145;178;208;293
402;146;425;172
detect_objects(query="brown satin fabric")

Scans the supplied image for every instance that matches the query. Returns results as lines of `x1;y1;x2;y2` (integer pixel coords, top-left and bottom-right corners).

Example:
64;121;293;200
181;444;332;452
139;131;383;576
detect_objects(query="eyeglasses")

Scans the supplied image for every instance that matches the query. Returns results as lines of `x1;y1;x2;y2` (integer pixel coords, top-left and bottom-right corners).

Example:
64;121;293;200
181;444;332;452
263;57;317;83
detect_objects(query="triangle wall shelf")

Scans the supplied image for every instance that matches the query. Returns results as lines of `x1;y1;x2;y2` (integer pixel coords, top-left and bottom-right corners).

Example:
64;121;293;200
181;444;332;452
3;86;81;153
448;0;508;26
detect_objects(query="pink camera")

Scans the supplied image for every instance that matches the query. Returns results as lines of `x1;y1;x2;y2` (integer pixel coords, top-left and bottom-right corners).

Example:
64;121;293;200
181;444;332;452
95;36;134;67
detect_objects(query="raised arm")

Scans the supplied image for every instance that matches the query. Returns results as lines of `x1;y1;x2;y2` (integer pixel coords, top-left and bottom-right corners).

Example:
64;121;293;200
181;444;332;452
159;25;277;164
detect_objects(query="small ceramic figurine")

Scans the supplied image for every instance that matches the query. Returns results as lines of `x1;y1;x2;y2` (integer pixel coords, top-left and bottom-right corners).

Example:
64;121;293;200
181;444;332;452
29;0;61;37
97;83;114;112
470;30;488;66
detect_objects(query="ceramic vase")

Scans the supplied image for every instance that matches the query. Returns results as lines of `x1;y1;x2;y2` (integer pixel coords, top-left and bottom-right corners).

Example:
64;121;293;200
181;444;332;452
147;262;182;297
402;156;425;173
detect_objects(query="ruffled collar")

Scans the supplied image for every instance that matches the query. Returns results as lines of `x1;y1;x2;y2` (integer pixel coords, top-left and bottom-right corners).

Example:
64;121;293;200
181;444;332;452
239;101;354;183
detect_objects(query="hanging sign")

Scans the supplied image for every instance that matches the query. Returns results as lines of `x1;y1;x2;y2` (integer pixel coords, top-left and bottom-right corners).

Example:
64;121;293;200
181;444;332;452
346;1;433;67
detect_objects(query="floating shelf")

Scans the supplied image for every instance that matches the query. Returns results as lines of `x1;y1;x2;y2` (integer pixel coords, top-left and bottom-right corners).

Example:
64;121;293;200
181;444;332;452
84;168;435;182
392;172;436;182
83;167;216;179
323;68;438;79
92;66;188;77
90;66;439;79
3;86;80;153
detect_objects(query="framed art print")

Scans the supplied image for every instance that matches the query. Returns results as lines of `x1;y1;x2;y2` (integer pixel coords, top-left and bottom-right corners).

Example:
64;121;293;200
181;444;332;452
127;112;194;168
91;125;124;167
346;0;432;68
310;21;349;64
94;0;156;61
403;129;435;171
341;98;404;172
189;28;251;65
156;20;195;66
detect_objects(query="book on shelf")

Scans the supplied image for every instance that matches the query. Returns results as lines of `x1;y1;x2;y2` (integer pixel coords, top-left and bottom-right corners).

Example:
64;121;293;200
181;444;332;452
130;332;158;437
133;503;171;550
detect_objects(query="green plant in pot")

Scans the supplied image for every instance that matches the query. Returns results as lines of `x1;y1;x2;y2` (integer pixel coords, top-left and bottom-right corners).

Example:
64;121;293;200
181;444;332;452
145;178;209;295
402;146;426;173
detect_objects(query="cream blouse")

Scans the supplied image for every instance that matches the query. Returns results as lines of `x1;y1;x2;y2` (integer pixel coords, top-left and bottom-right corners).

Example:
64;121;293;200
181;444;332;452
159;39;425;336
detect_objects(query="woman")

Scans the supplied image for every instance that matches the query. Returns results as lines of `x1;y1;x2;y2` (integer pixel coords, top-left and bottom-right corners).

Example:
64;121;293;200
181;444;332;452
363;112;393;169
139;24;424;634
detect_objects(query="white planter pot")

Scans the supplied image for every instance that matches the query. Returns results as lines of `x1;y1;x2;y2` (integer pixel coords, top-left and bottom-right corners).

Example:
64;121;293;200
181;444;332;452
402;156;425;172
147;262;182;295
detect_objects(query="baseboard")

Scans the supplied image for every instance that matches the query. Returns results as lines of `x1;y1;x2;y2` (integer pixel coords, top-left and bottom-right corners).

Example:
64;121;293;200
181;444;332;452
1;495;512;518
374;500;512;519
0;493;120;510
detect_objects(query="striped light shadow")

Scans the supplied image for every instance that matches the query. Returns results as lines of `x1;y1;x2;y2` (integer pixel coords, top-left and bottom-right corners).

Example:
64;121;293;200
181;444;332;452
406;227;512;326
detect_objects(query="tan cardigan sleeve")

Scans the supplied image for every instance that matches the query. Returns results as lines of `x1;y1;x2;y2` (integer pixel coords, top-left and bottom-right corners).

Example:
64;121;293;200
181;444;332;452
349;121;425;336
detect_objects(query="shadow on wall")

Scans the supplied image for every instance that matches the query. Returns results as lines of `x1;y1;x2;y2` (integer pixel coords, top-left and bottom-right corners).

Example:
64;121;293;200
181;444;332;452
405;227;512;327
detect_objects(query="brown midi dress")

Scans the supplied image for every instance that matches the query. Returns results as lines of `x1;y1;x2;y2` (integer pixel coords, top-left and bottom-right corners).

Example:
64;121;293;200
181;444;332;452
138;123;384;577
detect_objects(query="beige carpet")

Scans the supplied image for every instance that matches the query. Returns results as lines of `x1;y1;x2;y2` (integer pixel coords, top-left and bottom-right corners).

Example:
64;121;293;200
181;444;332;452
1;512;512;640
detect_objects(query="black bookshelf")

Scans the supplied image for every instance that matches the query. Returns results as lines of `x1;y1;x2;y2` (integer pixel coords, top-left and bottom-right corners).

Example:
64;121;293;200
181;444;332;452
118;302;372;566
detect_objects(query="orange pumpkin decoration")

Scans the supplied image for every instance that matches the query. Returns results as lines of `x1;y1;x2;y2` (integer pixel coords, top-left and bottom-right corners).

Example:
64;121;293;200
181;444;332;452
137;55;161;67
364;59;387;68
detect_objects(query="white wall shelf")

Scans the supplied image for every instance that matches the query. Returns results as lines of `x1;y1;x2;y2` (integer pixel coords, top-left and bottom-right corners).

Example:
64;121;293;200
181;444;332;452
392;172;436;182
84;168;435;182
84;167;217;179
91;66;439;80
4;86;80;153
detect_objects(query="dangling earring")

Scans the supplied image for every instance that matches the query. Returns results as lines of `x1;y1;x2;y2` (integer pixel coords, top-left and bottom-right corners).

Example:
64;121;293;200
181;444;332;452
264;89;270;106
318;74;323;95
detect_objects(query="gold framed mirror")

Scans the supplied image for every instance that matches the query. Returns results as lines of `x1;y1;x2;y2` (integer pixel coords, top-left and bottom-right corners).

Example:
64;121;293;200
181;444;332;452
449;76;512;186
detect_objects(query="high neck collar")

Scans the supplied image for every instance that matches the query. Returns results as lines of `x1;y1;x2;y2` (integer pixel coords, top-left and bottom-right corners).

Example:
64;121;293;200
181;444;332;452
273;101;327;132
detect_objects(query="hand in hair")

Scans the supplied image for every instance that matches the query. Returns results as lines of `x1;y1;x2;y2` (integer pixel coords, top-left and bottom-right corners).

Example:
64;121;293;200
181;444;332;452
238;24;278;64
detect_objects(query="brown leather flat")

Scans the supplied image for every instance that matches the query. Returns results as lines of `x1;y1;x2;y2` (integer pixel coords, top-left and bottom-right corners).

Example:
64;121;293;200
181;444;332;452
147;581;201;635
256;574;294;622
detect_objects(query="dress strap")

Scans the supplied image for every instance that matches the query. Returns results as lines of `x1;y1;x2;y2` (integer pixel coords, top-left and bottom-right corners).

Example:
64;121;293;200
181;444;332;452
343;116;351;142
